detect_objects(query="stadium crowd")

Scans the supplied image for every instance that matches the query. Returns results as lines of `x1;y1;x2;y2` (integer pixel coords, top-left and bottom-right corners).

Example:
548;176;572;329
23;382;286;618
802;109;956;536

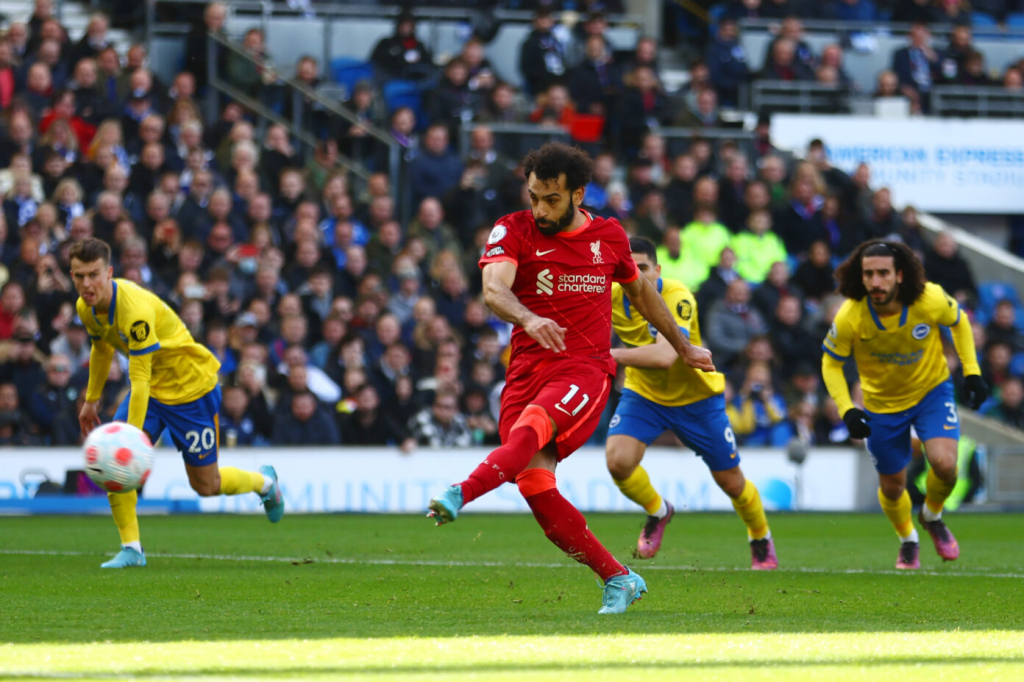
0;0;1022;451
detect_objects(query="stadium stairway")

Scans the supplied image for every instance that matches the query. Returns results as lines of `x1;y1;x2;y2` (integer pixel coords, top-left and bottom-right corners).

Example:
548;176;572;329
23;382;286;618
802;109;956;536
1;0;134;55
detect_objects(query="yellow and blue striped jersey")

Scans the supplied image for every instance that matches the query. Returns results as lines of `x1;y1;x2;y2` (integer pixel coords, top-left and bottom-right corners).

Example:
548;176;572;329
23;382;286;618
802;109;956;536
78;279;220;405
611;277;725;407
822;282;979;413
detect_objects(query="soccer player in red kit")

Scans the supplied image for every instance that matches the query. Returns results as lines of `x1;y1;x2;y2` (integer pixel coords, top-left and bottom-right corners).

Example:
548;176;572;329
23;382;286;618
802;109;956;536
427;142;715;613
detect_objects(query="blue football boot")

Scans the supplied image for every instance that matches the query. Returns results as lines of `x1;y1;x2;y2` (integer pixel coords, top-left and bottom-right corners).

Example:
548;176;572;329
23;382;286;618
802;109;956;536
598;567;647;614
100;546;146;569
427;485;464;525
259;465;284;523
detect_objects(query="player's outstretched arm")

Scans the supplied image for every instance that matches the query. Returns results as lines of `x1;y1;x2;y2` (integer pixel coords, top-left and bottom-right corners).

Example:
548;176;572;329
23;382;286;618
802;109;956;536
80;339;116;436
621;275;715;372
126;352;155;431
611;332;678;370
482;261;566;352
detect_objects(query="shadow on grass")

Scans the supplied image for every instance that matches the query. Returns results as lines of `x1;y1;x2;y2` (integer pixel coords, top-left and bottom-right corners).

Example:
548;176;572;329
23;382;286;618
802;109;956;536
8;657;1024;679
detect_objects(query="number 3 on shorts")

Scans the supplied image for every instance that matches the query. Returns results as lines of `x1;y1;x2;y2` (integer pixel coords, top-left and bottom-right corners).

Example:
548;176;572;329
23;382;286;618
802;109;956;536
944;401;959;425
185;428;216;453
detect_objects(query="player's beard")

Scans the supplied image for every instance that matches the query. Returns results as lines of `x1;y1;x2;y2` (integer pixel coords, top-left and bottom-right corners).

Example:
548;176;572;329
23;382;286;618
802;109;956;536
869;282;899;306
535;199;577;236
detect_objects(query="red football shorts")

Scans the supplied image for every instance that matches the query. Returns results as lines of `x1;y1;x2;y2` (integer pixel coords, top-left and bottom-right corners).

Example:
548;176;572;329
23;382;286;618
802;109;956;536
499;357;612;460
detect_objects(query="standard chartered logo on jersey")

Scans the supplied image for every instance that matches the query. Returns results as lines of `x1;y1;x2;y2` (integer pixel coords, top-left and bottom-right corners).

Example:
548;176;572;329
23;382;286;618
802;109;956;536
536;268;606;295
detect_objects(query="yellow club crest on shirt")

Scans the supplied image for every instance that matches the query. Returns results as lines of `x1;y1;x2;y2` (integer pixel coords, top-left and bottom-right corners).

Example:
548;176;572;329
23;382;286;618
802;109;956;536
677;300;693;321
130;320;151;343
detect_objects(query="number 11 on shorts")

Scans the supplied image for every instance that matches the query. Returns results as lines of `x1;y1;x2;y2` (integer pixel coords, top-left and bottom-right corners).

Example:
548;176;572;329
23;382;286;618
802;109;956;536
558;384;590;417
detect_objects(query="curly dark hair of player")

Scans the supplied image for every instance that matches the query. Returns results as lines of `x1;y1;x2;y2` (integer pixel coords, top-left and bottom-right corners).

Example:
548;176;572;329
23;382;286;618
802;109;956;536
69;237;112;265
629;236;658;264
834;239;926;305
521;142;594;193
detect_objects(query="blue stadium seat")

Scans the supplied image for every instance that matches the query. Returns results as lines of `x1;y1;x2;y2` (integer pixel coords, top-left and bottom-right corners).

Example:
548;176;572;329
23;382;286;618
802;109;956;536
1007;13;1024;29
971;11;998;26
331;58;374;96
977;281;1023;325
383;80;425;128
1011;352;1024;377
709;3;728;26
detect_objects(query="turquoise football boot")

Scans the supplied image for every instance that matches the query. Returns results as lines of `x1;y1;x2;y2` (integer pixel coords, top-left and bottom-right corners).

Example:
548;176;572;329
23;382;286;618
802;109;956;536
100;546;146;569
259;465;284;523
598;567;647;614
427;485;464;525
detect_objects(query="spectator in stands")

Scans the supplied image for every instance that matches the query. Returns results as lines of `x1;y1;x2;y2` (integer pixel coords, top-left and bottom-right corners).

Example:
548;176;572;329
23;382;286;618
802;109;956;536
959;51;995;87
933;0;972;25
459;37;496;96
528;83;575;127
569;34;620;117
676;87;726;128
753;260;803;322
924;230;978;305
893;22;939;114
936;24;973;85
337;383;414;450
833;0;878;20
773;167;826;259
407;197;461;265
706;17;749;108
1004;67;1023;91
731;209;787;283
410;384;472;448
1;328;45;406
761;38;814;82
681;201;731;272
864;187;903;239
620;66;668;156
815;397;852;445
984;377;1024;429
729;360;791;446
820;44;854;90
621;36;660;79
518;9;566;97
407;124;463;208
428;58;475;137
0;381;40;446
218;384;261;447
272;390;339;446
664;154;697;225
475;82;528;125
654;226;705;291
765;17;816;74
370;9;434;82
893;0;944;22
27;353;78;445
707;279;768;368
874;70;903;102
985;300;1024;353
982;341;1014;391
791;240;835;302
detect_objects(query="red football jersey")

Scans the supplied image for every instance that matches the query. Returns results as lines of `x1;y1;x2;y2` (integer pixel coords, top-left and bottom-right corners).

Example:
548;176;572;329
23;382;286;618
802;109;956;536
478;209;638;382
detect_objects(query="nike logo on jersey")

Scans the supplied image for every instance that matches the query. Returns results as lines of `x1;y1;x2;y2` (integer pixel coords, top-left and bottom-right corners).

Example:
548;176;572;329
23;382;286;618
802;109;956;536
535;248;556;256
943;424;957;430
553;403;573;416
198;452;212;459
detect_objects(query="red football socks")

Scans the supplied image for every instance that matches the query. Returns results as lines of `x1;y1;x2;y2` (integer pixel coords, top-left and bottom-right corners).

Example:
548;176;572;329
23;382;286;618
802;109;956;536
458;425;541;504
518;468;627;583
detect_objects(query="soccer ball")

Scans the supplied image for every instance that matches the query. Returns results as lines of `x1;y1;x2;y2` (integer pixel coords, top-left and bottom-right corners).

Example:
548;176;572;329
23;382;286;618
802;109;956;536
83;422;155;493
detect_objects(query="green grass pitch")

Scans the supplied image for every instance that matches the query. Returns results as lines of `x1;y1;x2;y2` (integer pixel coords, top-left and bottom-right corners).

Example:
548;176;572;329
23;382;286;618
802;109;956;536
1;512;1022;681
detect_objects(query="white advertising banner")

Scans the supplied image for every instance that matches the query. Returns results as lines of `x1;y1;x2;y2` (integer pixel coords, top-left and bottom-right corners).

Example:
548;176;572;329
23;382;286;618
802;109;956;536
0;447;859;512
771;115;1024;213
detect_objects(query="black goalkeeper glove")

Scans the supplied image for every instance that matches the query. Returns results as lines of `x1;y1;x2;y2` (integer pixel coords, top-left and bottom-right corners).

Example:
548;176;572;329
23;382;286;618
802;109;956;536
843;408;872;439
962;375;990;411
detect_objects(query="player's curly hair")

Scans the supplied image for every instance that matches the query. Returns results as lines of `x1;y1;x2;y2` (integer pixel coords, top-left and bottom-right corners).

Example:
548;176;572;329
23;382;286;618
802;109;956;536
521;142;594;193
834;239;926;305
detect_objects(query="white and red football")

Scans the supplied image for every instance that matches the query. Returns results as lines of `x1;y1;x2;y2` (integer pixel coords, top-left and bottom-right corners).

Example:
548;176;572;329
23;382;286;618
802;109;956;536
83;422;155;493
